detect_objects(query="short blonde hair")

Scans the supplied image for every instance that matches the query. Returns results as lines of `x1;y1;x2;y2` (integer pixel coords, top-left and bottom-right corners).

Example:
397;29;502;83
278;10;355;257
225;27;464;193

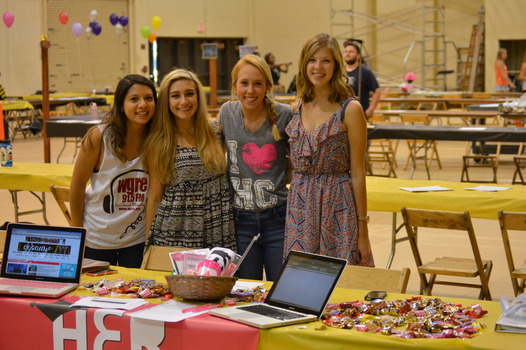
497;48;507;60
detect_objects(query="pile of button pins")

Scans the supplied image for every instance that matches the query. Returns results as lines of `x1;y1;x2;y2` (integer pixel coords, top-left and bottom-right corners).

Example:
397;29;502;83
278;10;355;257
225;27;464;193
79;278;173;300
322;296;488;339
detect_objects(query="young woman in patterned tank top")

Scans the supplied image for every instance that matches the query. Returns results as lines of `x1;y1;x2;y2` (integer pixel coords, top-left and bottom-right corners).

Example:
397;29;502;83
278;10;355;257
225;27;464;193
144;69;236;251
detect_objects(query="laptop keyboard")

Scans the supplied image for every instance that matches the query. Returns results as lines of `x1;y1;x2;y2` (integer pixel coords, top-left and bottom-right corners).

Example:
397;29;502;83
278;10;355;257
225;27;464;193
238;304;306;320
0;279;70;289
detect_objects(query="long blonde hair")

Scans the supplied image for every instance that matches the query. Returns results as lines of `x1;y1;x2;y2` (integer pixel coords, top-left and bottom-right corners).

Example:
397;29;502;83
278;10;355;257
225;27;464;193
231;54;281;141
296;33;354;103
144;69;226;184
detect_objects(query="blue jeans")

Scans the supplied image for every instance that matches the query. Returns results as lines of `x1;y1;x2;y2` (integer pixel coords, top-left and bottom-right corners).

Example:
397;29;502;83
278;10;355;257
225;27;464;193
234;204;286;281
84;242;145;268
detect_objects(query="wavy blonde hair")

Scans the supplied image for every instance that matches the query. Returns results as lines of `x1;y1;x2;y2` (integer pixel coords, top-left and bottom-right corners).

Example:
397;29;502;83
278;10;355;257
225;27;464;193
231;54;281;141
144;69;226;184
296;33;354;103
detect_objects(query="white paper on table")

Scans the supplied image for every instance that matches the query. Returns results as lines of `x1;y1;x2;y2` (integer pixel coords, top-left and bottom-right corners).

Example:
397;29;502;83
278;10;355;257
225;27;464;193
70;297;148;310
465;185;512;192
128;300;211;322
459;127;486;130
399;186;453;192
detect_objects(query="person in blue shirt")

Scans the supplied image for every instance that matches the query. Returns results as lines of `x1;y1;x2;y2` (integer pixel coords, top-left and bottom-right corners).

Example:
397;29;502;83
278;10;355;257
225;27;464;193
343;40;381;120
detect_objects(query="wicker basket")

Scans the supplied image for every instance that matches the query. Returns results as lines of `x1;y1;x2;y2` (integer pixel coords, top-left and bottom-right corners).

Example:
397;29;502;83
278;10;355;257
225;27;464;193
165;274;238;301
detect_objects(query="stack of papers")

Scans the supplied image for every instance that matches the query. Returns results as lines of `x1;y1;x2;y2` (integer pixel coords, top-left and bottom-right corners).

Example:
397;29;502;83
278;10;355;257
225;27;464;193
495;294;526;333
465;185;511;192
399;185;512;192
81;258;110;273
129;300;223;322
399;186;452;192
71;297;148;310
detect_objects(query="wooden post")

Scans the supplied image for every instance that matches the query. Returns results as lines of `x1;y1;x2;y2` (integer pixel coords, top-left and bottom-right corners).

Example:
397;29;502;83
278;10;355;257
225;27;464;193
209;58;217;109
201;43;224;117
41;37;51;163
0;103;4;140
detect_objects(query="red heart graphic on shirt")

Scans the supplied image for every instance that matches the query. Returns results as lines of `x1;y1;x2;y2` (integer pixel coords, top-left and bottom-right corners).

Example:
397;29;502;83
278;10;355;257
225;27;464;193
242;143;277;174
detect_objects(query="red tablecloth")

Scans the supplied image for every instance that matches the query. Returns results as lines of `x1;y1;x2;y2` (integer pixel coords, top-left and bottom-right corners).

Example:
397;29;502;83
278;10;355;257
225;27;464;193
0;293;259;350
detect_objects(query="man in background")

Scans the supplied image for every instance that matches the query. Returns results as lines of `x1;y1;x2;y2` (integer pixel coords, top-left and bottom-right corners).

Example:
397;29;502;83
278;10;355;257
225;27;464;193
343;40;381;119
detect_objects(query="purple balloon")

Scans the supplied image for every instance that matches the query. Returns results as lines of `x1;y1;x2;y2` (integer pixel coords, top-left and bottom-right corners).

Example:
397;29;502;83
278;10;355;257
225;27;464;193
92;22;102;36
71;22;83;37
119;15;128;27
89;21;97;29
109;13;119;26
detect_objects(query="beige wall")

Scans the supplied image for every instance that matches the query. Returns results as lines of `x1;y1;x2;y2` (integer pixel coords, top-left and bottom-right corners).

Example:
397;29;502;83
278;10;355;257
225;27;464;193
130;0;333;90
0;0;44;95
1;0;523;95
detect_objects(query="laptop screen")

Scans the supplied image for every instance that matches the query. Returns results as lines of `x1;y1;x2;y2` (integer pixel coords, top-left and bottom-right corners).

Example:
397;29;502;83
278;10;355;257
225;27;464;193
265;251;347;316
1;223;86;283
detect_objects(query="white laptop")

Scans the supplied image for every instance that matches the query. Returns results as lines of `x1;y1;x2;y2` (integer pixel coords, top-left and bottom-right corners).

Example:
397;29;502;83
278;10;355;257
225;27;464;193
209;250;347;329
0;223;86;298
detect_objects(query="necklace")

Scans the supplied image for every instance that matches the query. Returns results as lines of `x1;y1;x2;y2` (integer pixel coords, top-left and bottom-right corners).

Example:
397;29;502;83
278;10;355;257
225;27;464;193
243;111;267;132
303;106;321;130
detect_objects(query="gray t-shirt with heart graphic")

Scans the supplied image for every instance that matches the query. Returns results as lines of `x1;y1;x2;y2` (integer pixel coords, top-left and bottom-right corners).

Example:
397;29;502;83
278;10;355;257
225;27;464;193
218;100;292;212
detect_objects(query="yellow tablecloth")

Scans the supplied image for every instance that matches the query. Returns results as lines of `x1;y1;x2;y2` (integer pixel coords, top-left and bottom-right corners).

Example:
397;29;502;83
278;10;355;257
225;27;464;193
22;93;114;106
23;93;92;99
259;288;521;349
0;162;73;192
367;176;526;220
0;100;34;111
75;267;521;350
1;165;523;220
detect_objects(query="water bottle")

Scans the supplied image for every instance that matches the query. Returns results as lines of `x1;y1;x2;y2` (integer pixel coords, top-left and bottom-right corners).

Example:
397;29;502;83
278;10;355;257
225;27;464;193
0;140;13;167
90;102;99;120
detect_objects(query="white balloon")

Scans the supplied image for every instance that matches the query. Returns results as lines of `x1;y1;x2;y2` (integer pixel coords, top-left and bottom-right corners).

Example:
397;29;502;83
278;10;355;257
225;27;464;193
115;23;123;35
89;9;98;22
85;26;92;39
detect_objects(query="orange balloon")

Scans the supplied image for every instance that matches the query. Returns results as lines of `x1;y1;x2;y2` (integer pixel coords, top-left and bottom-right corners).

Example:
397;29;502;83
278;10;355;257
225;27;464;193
148;32;157;44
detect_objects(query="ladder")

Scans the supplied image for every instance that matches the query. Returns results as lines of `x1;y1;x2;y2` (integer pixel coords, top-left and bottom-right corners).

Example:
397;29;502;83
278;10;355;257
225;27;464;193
460;7;485;91
421;0;447;90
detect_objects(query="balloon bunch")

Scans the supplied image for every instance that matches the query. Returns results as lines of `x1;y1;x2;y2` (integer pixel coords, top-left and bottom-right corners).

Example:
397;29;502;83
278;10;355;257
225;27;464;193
87;10;102;38
2;11;15;28
109;13;128;35
69;10;113;38
141;16;162;44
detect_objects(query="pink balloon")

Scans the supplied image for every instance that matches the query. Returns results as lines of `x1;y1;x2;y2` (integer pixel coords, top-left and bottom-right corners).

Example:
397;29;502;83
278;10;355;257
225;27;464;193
71;22;83;37
2;11;15;28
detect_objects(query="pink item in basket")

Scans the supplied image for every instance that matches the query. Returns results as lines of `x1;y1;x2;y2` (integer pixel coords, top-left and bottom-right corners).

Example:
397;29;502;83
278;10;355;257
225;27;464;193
222;254;241;277
196;247;237;276
196;259;222;276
